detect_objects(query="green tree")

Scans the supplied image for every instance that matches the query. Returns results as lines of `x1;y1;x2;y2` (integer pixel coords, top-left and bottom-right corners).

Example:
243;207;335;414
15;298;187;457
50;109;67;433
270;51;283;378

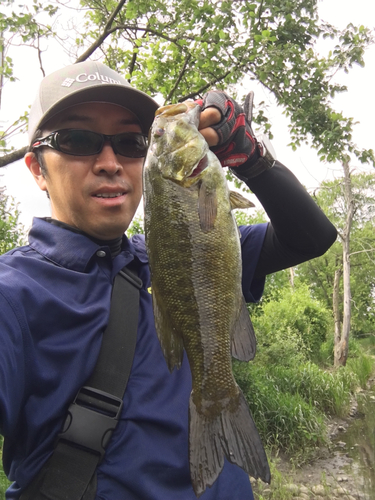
298;172;375;345
0;0;58;160
126;214;144;237
0;186;25;253
0;0;374;166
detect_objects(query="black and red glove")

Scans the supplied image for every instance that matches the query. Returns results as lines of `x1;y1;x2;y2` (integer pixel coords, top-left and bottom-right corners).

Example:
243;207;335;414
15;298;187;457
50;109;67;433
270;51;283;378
195;91;258;169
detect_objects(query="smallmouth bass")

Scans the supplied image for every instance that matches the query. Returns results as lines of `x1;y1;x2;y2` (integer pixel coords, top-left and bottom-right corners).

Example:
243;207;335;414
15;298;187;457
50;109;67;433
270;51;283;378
143;101;271;496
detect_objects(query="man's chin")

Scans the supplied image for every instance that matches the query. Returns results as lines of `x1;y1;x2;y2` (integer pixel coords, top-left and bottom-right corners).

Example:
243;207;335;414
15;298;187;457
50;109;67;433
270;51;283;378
83;221;129;240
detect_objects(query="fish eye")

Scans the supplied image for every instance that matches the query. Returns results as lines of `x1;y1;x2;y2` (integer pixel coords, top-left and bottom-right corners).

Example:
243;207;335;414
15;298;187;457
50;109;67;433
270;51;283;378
154;128;165;137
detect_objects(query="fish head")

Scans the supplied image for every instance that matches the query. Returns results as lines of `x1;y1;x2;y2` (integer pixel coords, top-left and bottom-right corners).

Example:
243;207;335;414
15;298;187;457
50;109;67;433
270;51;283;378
147;102;209;185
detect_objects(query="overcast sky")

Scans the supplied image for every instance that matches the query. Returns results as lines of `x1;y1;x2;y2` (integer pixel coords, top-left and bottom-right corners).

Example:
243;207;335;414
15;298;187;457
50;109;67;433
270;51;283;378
0;0;374;231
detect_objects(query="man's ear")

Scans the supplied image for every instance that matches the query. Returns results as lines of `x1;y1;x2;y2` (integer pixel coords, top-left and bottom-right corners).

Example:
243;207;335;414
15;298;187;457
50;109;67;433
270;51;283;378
25;152;48;192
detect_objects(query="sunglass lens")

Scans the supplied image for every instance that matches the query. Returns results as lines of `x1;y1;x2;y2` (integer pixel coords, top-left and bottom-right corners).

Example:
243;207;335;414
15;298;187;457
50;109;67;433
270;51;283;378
57;130;102;155
114;133;148;157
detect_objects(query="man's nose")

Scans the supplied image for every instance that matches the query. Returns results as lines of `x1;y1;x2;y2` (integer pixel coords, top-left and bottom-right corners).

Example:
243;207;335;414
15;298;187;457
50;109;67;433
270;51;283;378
92;141;123;175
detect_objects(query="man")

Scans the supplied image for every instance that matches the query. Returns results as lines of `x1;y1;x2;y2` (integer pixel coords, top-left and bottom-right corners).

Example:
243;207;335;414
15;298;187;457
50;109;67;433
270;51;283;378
0;60;337;499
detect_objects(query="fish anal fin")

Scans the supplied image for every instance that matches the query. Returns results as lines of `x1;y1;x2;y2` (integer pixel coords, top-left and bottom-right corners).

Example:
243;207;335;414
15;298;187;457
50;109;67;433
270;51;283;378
231;298;256;361
229;191;255;210
198;179;218;232
152;288;184;372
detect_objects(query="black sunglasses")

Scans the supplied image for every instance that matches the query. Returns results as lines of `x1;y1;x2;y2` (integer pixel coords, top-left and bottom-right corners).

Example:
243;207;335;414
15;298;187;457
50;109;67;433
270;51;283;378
32;129;148;158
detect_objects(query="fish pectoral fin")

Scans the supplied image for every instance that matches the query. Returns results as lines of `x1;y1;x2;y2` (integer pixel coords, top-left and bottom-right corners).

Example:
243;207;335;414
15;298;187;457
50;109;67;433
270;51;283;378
152;288;184;372
198;179;218;232
231;298;256;361
229;191;255;210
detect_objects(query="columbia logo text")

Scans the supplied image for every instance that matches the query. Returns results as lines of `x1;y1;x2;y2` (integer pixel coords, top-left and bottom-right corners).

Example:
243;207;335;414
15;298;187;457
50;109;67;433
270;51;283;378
61;72;121;88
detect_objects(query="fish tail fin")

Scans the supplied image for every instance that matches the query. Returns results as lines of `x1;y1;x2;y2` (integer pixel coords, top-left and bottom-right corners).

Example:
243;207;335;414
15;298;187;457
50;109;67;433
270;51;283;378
189;396;225;497
221;391;271;483
189;390;271;497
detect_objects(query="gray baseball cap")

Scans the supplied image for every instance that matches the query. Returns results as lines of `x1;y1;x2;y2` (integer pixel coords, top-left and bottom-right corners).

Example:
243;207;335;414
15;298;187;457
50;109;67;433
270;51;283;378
28;60;159;143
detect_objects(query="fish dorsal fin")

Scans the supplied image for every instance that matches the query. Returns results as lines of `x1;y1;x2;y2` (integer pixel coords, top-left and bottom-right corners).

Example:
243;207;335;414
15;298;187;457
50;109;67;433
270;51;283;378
229;191;255;210
231;298;256;361
198;179;218;232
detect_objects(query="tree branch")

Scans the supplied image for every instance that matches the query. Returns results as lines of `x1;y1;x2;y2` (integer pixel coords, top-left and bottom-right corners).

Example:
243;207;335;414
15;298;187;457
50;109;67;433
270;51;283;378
75;0;127;63
257;0;265;30
0;147;28;168
336;228;344;241
177;67;241;101
36;29;45;77
349;248;375;257
307;261;331;306
113;24;194;47
164;53;191;104
127;28;149;80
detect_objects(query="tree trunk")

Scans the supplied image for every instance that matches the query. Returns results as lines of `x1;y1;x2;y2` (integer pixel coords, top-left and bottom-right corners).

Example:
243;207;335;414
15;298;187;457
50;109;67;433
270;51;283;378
289;267;294;288
334;161;354;367
333;265;342;352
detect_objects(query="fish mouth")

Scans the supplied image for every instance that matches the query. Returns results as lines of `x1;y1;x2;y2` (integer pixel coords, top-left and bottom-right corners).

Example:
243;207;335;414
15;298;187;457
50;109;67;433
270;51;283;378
188;155;208;178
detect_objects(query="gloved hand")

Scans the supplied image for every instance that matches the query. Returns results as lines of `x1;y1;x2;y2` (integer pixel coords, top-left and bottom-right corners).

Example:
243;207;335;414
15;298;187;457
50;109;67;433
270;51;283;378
195;91;258;169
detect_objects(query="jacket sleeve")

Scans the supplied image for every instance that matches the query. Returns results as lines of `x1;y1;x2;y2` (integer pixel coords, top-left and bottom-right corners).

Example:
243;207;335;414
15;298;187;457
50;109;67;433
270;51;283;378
0;291;26;439
238;161;338;279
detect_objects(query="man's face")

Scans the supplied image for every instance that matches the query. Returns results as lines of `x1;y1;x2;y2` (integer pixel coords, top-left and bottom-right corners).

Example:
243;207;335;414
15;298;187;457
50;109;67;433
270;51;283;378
26;102;145;240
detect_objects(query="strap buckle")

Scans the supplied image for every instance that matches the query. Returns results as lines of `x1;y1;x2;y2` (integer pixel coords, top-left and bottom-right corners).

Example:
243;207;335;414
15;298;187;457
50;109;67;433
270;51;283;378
119;267;143;289
58;386;123;461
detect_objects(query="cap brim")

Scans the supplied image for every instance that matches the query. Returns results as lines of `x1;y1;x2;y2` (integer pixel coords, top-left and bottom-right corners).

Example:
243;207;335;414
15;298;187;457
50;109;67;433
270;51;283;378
36;85;159;135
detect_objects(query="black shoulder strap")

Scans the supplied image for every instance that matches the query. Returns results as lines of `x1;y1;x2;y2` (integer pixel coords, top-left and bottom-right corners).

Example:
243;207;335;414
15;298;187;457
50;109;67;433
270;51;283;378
20;266;142;500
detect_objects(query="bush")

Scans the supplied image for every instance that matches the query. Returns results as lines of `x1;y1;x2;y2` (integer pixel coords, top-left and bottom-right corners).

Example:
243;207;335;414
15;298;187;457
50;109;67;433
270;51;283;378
317;336;375;388
253;283;331;365
317;335;363;366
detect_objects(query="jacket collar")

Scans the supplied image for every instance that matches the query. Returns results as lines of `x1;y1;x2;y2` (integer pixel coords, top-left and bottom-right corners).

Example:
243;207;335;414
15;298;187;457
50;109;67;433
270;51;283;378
28;218;147;272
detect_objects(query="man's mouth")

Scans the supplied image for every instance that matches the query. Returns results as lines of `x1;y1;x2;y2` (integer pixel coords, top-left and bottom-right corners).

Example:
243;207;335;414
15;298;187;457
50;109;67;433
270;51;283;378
93;192;125;199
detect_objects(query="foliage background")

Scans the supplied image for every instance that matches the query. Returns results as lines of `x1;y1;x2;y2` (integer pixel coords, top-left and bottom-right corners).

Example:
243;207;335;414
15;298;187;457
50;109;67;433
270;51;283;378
0;0;374;229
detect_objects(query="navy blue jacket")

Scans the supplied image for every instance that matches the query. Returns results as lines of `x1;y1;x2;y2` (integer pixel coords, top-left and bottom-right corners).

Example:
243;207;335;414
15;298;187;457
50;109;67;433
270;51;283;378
0;217;267;499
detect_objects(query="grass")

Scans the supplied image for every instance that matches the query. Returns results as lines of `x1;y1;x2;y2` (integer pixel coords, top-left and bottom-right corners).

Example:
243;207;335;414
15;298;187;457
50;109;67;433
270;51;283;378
251;461;356;500
0;437;11;497
251;458;296;500
358;335;375;356
263;362;356;416
346;353;374;388
0;470;10;498
233;362;328;462
234;344;375;464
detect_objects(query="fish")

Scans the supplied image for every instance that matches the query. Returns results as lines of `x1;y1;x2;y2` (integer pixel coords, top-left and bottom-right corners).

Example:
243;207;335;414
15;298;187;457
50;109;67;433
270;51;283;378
143;101;271;497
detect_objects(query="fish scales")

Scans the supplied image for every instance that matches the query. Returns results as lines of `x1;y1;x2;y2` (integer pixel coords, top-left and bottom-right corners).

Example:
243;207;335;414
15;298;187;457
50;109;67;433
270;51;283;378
143;101;271;496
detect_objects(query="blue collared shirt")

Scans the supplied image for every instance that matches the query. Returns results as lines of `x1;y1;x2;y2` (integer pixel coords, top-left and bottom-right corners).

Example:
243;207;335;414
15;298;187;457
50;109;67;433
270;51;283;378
0;217;267;499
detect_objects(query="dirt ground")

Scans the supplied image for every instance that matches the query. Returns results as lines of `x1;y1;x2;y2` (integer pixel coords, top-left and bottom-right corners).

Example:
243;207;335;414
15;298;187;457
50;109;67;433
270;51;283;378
272;393;375;500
